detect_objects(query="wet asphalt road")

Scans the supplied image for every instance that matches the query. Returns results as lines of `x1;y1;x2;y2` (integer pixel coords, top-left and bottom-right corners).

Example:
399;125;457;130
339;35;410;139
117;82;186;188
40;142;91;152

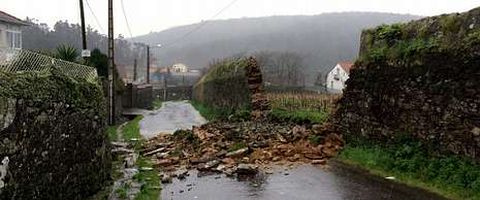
139;101;207;139
135;101;447;200
162;163;447;200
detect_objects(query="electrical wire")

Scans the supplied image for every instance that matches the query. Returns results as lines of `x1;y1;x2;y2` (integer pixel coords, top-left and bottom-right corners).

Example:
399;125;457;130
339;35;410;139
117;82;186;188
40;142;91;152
161;0;240;48
120;0;134;39
84;0;105;33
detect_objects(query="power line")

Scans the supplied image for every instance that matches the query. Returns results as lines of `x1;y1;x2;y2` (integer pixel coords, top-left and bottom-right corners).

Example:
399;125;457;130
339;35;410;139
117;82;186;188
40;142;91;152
120;0;134;39
84;0;105;33
162;0;240;48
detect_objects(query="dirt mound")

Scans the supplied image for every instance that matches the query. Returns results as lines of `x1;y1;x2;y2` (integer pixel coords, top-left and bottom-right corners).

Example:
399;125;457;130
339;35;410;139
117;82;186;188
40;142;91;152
141;120;343;178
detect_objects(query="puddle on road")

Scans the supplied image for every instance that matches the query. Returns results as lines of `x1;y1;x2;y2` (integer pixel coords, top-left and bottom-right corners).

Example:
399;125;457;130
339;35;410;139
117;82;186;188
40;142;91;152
162;163;446;200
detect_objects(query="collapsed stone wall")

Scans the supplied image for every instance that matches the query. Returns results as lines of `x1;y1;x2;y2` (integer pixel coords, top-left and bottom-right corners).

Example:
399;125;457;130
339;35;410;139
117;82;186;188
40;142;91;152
193;57;251;110
245;57;270;120
0;69;110;199
335;7;480;160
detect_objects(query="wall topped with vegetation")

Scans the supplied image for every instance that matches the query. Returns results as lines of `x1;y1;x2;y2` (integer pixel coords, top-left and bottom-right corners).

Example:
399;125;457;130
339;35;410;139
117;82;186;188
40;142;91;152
193;57;251;110
0;68;110;199
335;7;480;160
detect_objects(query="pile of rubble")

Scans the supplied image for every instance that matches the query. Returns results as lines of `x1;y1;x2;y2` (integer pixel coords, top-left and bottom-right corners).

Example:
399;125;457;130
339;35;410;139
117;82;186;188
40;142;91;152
141;121;343;182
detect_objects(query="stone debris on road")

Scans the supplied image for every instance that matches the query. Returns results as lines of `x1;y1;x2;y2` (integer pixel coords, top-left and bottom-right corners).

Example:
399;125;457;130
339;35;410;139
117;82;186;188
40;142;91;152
141;120;343;182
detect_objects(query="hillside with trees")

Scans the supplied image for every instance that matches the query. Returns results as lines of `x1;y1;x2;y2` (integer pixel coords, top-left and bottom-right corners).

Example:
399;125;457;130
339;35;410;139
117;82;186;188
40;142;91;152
133;12;420;85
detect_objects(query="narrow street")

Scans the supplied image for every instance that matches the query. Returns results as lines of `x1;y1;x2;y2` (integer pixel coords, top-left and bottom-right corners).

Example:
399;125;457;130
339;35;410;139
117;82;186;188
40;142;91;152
137;101;445;200
139;101;207;139
161;164;445;200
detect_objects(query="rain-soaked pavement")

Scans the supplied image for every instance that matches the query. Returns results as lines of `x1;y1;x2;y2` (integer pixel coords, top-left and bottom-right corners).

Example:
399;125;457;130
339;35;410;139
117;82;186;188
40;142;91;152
162;163;446;200
139;101;207;139
135;101;446;200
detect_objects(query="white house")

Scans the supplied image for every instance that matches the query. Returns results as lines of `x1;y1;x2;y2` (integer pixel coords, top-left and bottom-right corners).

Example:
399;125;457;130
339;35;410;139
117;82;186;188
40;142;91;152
171;63;188;73
0;10;27;49
325;61;353;93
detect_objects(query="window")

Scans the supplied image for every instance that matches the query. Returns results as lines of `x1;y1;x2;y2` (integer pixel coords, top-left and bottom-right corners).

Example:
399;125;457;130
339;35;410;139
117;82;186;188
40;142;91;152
334;67;340;80
6;31;22;49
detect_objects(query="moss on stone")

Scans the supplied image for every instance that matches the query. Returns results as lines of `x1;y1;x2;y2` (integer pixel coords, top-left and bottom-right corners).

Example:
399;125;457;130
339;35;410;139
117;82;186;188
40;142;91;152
193;57;251;110
0;67;110;199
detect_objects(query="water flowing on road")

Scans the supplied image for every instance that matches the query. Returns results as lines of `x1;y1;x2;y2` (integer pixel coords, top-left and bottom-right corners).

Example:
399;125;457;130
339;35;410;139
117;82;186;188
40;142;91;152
139;101;207;139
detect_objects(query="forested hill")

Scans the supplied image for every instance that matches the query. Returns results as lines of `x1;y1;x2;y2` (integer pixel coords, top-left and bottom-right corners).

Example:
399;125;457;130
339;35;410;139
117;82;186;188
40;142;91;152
133;12;420;84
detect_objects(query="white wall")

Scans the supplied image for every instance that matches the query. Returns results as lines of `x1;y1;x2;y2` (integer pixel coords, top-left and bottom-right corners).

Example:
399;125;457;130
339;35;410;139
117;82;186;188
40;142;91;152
0;22;22;49
172;63;188;73
325;64;349;93
0;23;7;48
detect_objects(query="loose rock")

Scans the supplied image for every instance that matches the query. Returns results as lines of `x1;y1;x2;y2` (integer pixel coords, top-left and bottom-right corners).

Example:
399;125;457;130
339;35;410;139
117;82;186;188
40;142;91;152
236;164;258;175
226;148;249;157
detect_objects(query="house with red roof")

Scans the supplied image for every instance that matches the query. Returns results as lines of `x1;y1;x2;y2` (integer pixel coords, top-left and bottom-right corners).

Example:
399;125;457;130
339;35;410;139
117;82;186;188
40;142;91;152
325;61;354;93
0;10;28;49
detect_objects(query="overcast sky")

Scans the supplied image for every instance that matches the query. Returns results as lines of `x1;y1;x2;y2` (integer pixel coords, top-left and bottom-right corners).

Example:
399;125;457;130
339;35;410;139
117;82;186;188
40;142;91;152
3;0;480;37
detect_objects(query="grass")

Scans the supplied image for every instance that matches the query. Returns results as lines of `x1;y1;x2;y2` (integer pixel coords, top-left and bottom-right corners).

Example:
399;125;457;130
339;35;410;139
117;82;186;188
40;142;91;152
107;125;119;142
268;108;328;124
266;92;339;114
120;116;161;200
133;157;161;200
338;138;480;200
266;92;336;124
122;116;143;141
190;100;236;121
152;99;163;110
115;184;129;199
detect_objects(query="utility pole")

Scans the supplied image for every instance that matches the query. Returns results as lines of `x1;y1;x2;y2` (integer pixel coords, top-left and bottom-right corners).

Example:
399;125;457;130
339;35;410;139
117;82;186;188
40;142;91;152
163;67;169;101
146;45;150;84
133;58;137;82
79;0;87;50
79;0;90;60
182;72;186;99
108;0;115;125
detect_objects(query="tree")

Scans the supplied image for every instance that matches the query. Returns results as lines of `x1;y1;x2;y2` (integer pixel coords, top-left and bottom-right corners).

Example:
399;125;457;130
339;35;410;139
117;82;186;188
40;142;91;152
89;48;108;77
254;51;306;86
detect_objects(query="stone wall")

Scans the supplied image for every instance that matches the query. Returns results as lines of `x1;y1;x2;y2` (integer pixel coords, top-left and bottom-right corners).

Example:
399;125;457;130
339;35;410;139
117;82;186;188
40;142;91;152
153;86;193;101
0;69;110;199
193;57;251;110
335;8;480;159
122;83;153;109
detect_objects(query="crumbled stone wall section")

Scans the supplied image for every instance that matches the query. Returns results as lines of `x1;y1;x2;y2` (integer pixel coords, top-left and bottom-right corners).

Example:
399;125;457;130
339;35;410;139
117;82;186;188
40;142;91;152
334;7;480;160
245;57;270;120
0;69;110;199
193;57;271;113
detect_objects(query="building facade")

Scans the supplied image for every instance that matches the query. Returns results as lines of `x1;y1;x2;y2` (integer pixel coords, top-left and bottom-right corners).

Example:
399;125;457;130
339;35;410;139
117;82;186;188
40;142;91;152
171;63;188;73
325;61;353;93
0;11;27;49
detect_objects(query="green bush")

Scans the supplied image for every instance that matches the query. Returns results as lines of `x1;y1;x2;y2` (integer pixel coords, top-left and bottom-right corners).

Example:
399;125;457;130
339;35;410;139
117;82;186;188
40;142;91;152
440;14;461;35
376;24;403;45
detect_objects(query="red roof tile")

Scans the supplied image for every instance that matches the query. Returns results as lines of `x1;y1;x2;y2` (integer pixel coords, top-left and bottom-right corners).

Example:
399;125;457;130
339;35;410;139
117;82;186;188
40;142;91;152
338;61;354;74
